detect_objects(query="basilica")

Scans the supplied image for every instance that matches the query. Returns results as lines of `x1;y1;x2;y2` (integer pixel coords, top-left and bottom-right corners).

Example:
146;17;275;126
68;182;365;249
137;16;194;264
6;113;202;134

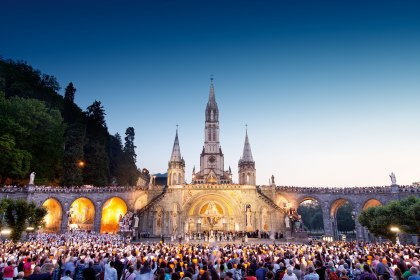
144;78;283;237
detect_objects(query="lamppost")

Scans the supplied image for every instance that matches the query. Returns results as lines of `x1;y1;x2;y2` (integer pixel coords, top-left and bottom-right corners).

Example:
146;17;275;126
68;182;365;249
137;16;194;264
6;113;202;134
390;226;400;245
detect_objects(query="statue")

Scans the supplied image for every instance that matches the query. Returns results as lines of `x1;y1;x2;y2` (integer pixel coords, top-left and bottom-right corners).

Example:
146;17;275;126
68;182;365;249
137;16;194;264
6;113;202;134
285;216;290;228
246;207;252;227
389;172;397;185
271;175;275;185
29;172;36;185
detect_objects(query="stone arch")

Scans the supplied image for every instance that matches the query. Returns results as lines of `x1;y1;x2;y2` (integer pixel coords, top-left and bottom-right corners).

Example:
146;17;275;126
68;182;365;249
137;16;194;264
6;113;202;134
362;198;382;210
183;192;241;232
330;198;356;237
69;197;95;231
42;197;63;233
296;197;324;234
100;197;128;234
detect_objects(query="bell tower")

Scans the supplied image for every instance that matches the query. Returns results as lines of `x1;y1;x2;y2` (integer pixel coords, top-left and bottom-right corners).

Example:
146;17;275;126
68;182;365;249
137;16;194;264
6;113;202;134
238;127;256;185
167;128;185;186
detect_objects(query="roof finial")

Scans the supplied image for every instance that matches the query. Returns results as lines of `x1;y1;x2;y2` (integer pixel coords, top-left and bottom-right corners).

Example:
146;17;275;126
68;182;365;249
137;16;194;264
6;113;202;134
210;74;214;83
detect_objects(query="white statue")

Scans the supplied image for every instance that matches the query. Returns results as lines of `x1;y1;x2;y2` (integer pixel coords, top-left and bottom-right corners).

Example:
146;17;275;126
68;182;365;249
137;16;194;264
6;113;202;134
29;172;36;185
390;172;397;185
246;208;252;227
134;215;139;228
285;216;290;228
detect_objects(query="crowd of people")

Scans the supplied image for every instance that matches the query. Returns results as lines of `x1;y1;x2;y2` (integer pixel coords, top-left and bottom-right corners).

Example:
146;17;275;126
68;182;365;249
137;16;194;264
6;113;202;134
0;232;418;280
275;186;419;194
0;185;418;194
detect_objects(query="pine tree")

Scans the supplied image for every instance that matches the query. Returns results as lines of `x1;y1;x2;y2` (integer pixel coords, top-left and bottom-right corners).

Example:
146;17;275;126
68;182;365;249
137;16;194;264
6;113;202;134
64;82;76;103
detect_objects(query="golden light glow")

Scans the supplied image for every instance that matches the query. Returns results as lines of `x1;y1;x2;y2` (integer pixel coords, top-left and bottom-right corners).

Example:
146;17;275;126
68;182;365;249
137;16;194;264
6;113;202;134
100;197;128;234
390;227;400;232
1;229;11;235
69;197;95;230
363;199;382;210
78;161;85;167
42;198;63;233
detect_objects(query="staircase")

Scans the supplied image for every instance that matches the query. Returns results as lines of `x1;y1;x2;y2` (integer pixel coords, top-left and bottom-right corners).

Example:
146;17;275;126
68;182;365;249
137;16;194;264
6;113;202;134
137;185;168;216
256;185;282;211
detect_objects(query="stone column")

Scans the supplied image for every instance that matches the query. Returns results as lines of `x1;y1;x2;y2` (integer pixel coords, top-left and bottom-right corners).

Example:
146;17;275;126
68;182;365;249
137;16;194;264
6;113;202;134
355;212;364;241
321;206;334;237
94;201;103;233
60;203;70;233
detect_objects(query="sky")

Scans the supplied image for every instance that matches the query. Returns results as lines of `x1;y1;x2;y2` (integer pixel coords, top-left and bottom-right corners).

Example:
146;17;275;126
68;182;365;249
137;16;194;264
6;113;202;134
1;0;420;187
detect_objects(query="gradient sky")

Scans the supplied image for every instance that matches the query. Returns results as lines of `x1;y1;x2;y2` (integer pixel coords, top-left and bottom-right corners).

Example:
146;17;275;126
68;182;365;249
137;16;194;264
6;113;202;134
1;0;420;187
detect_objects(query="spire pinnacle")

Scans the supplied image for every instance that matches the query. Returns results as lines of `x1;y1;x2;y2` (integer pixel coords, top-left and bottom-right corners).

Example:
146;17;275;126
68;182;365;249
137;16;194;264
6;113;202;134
206;76;219;122
241;126;253;162
170;127;182;162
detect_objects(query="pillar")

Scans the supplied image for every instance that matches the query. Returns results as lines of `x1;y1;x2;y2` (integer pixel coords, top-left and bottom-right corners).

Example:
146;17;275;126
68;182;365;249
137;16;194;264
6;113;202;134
322;207;334;237
94;201;103;233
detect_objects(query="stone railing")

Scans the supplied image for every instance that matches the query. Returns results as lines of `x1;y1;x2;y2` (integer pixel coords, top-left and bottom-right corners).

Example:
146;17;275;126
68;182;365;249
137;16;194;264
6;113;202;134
25;185;149;193
274;185;419;194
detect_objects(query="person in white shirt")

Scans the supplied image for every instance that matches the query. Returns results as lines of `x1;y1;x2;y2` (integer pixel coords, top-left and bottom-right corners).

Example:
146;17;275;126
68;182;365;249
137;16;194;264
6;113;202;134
283;266;299;280
104;261;118;280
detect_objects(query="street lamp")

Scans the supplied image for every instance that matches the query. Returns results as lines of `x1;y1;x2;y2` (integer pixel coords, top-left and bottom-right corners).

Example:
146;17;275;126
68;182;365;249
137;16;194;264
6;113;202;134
78;161;85;168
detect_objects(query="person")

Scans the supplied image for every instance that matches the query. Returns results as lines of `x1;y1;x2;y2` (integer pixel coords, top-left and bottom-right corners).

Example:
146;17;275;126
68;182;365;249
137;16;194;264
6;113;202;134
315;261;326;280
27;266;51;280
61;270;73;280
121;266;136;280
304;266;320;280
24;258;33;278
104;261;118;280
283;267;298;280
3;261;15;280
255;262;267;280
82;262;96;280
408;267;420;280
360;265;377;280
293;264;303;280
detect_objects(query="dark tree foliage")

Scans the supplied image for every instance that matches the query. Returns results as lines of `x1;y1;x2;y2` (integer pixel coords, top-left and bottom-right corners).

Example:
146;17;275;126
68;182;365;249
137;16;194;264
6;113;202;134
0;92;65;184
0;59;139;186
109;133;124;184
336;202;355;232
64;82;76;103
0;198;47;241
62;124;85;186
84;101;110;186
0;59;63;110
359;196;420;239
297;201;324;231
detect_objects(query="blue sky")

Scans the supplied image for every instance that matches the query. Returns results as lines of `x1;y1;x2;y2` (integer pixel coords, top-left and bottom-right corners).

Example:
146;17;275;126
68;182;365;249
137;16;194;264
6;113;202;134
1;0;420;186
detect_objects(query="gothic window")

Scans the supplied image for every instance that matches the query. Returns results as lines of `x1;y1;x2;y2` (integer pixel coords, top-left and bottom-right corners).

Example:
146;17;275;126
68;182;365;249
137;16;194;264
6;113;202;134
208;129;211;141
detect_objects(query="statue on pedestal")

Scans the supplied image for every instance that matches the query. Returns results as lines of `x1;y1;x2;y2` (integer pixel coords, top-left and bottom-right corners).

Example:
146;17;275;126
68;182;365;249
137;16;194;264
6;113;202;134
389;172;397;185
29;172;36;185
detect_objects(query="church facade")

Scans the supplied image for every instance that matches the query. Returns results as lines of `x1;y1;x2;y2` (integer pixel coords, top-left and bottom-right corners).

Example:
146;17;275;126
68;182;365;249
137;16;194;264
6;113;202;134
153;78;279;236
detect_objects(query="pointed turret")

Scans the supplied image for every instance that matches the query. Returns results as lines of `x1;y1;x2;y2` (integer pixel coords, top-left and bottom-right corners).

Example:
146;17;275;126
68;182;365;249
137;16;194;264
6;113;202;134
241;129;254;162
205;77;219;122
170;129;182;162
168;128;185;186
238;127;256;185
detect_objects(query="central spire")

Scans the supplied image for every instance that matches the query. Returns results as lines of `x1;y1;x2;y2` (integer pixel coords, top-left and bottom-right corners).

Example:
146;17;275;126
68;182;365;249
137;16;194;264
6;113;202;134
241;127;254;162
170;128;182;162
206;76;219;122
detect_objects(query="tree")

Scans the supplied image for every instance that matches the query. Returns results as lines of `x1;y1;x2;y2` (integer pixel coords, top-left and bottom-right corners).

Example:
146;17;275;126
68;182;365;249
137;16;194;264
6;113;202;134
0;92;65;184
359;196;420;240
0;198;47;241
0;134;32;184
84;101;110;186
64;82;76;103
336;202;355;232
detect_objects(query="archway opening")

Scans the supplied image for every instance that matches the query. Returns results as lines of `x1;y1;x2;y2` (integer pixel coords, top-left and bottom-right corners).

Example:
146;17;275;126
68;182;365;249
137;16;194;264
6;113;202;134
69;197;95;231
363;199;382;210
100;197;128;234
331;199;356;239
297;199;324;236
42;198;62;233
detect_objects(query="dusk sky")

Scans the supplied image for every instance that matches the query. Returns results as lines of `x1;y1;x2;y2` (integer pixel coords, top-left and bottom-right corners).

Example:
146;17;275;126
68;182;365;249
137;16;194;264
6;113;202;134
2;0;419;187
